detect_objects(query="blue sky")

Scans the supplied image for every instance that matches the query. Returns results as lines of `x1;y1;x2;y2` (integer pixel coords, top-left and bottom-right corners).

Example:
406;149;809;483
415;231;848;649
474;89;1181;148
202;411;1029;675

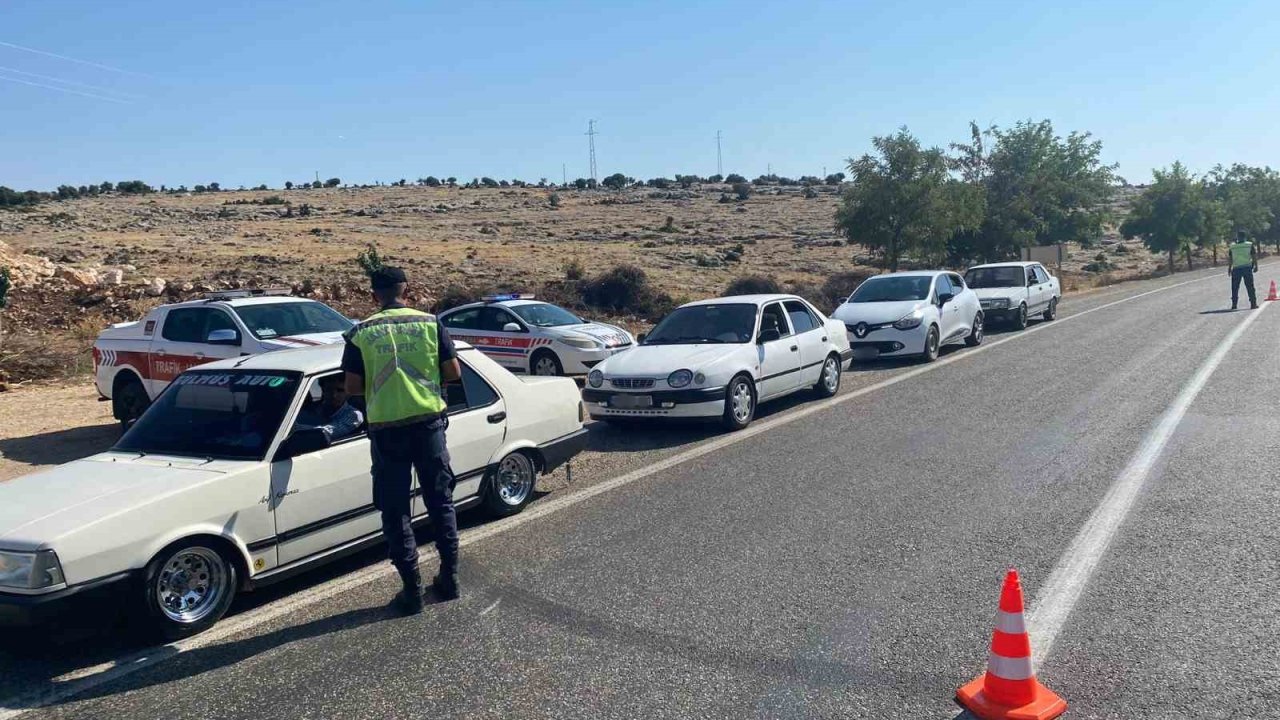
2;0;1278;190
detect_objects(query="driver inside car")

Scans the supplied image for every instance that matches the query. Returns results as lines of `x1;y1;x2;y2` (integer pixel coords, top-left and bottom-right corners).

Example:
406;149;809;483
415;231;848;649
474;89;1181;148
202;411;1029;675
295;375;365;442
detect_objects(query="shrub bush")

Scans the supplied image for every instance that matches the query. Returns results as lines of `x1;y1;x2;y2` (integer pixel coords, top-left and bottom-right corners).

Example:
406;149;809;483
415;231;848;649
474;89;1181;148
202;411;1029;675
725;173;746;184
578;264;673;317
733;182;751;201
820;271;870;309
723;275;781;296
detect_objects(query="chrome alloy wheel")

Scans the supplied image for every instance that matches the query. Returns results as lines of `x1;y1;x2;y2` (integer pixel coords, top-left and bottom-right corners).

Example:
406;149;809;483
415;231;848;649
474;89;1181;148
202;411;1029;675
155;547;230;624
496;453;534;507
822;356;840;392
731;380;753;422
533;355;559;376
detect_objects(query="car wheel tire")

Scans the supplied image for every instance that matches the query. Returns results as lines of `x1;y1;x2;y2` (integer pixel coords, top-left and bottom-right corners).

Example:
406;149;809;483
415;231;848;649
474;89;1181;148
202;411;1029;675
482;451;537;517
965;313;984;347
922;326;940;363
530;350;563;377
1044;297;1058;321
722;374;756;431
140;539;238;642
113;375;150;432
1014;303;1028;330
814;353;841;398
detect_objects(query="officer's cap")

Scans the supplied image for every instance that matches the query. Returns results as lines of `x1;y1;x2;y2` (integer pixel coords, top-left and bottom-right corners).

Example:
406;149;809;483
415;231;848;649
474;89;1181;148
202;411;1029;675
369;266;407;289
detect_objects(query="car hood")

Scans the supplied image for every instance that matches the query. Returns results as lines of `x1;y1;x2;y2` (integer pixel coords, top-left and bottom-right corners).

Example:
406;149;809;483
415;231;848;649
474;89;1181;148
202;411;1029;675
599;344;739;375
261;331;347;350
972;287;1023;300
547;323;633;348
0;453;238;548
832;300;928;325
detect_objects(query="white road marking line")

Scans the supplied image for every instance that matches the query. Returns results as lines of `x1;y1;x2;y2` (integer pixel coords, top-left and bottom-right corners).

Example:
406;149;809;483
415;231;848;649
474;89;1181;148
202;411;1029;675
0;270;1224;718
1027;302;1270;667
479;600;501;616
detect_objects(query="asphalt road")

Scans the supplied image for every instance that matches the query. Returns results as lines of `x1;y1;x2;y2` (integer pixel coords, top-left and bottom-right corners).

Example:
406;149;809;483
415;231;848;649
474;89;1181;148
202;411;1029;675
3;265;1278;719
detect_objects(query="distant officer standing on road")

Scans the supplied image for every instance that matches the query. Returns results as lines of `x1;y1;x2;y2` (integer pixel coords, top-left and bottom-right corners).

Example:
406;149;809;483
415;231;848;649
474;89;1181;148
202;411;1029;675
1228;230;1259;310
344;267;462;614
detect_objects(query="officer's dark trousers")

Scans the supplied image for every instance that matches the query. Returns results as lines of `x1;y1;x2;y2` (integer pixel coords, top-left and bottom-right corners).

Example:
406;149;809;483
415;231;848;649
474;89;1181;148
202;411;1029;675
370;418;459;576
1232;266;1257;307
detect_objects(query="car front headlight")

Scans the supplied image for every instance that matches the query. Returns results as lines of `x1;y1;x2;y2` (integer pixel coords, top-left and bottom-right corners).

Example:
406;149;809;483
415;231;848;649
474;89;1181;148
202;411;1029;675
893;309;925;330
0;549;64;591
668;369;693;388
560;335;600;350
588;370;604;388
984;297;1010;309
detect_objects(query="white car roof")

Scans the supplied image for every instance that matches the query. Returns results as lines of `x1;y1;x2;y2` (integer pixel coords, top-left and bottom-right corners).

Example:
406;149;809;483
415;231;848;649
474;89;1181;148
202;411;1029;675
867;270;948;278
442;298;548;314
161;296;318;310
967;261;1037;270
681;294;807;308
196;340;476;374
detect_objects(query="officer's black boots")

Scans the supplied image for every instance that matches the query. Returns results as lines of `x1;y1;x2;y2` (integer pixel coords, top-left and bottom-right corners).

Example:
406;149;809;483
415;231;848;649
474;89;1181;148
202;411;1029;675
431;572;459;601
394;565;425;615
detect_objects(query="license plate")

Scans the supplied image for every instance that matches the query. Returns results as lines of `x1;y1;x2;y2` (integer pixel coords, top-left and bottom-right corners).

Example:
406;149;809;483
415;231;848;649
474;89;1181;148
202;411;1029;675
610;395;653;409
852;347;880;361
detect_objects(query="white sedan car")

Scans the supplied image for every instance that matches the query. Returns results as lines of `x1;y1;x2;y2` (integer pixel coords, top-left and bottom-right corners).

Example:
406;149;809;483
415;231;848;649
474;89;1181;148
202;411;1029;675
964;261;1061;329
583;294;852;430
831;271;983;363
0;343;587;639
439;294;635;376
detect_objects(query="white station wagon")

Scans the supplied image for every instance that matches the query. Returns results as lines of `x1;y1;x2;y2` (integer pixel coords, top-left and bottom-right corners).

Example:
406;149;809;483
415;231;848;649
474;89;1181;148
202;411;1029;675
0;342;587;638
584;295;852;430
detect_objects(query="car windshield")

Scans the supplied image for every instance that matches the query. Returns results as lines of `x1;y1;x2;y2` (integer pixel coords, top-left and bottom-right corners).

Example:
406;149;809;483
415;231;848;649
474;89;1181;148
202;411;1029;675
965;267;1025;289
847;276;933;303
644;304;756;344
233;302;353;340
509;302;582;327
114;370;302;460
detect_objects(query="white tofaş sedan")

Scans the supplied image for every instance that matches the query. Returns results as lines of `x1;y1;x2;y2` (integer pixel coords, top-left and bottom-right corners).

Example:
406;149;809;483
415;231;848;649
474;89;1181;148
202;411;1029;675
964;261;1061;329
583;295;852;430
0;343;587;639
831;271;984;363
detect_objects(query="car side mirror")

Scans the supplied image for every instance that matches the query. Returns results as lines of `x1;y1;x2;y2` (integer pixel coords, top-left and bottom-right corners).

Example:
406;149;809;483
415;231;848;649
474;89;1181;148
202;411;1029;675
937;292;954;306
206;329;240;346
502;322;522;333
1027;277;1037;287
758;328;781;344
637;332;647;343
276;426;330;460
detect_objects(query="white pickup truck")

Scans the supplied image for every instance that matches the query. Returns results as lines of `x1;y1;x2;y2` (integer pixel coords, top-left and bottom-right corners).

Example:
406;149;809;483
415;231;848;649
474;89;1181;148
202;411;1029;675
94;290;353;428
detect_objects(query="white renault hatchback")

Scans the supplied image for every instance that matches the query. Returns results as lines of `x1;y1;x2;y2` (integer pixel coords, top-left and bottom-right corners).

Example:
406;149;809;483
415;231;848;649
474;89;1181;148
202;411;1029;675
832;271;983;362
583;295;852;430
0;342;587;639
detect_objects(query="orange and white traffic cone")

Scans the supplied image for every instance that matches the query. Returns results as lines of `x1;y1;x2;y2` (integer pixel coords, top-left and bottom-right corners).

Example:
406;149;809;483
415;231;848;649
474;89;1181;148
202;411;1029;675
956;569;1067;720
1266;280;1278;302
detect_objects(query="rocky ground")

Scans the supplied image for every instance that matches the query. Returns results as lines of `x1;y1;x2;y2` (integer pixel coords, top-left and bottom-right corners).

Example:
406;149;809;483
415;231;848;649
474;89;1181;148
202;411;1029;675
0;182;1171;385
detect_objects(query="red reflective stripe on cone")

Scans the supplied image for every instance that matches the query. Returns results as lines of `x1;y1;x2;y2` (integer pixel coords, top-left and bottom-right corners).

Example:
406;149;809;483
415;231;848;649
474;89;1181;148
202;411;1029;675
990;629;1032;660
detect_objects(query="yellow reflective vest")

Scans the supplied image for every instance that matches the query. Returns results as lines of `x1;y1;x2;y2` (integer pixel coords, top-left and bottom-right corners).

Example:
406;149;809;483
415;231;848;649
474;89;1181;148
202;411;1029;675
346;308;446;428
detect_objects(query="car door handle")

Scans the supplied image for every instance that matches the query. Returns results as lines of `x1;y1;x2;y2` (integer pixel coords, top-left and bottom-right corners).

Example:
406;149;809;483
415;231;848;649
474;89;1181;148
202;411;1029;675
790;345;798;352
821;336;828;342
487;412;506;424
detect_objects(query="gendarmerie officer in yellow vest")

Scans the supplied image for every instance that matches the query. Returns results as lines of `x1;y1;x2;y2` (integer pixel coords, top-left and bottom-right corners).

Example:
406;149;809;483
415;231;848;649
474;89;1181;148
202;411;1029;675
344;267;462;614
1228;230;1259;310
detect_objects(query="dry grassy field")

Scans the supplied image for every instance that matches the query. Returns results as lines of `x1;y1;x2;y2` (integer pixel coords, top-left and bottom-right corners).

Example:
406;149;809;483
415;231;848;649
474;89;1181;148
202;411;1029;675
0;182;1165;385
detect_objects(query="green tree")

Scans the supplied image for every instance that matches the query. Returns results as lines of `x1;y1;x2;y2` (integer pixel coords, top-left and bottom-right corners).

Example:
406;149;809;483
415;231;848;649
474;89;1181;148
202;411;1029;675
835;128;982;271
602;173;628;190
1195;197;1228;266
1121;162;1206;273
1205;163;1280;250
324;177;341;188
285;181;294;190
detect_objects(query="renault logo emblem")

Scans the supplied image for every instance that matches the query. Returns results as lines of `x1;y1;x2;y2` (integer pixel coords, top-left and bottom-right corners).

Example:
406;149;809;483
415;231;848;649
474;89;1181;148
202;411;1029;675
853;322;869;338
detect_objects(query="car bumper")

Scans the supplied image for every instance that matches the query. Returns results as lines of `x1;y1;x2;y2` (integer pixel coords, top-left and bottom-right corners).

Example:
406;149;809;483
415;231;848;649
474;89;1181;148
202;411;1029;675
0;571;135;627
560;346;634;375
537;428;589;473
582;386;726;419
846;326;927;359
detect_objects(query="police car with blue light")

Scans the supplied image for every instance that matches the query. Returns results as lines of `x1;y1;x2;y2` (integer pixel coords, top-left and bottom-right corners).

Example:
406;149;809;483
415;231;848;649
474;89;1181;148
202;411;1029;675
438;294;636;376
